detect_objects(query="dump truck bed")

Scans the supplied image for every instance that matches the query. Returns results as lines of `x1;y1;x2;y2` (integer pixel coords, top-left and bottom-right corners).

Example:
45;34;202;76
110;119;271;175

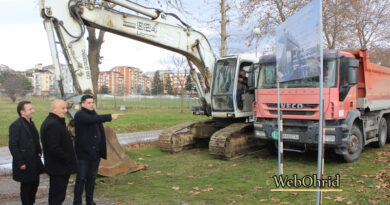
352;50;390;111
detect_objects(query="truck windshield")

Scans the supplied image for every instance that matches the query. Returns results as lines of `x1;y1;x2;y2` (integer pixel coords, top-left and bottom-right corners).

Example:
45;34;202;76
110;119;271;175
257;59;337;88
213;58;237;95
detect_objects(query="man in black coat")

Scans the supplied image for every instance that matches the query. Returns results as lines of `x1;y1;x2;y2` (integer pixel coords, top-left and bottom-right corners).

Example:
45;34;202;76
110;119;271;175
9;101;44;205
73;94;120;205
41;99;77;205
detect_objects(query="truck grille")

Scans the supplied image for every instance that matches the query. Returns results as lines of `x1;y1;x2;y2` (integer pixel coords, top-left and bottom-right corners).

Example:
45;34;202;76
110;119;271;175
267;104;318;109
269;110;315;115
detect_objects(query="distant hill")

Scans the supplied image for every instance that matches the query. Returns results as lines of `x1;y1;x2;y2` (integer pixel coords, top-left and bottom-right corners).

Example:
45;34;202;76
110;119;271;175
0;64;14;72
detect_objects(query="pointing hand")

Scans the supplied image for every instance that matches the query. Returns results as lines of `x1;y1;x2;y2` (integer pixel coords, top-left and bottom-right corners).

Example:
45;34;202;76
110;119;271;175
111;114;121;120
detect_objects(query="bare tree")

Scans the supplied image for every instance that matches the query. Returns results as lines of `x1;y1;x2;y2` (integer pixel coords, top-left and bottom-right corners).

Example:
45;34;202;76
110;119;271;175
239;0;309;49
347;0;390;49
85;1;116;100
156;0;236;57
87;27;105;97
220;0;229;56
322;0;352;49
169;55;189;113
239;0;348;50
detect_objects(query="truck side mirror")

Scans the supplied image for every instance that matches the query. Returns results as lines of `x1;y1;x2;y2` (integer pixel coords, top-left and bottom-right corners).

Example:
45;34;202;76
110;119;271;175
247;63;259;91
347;59;359;85
348;68;358;85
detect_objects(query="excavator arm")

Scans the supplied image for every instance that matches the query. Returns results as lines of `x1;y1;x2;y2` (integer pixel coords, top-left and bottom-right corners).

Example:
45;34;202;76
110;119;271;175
40;0;215;115
40;0;261;163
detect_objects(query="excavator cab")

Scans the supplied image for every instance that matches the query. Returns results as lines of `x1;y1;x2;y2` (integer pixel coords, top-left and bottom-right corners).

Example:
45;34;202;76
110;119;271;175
211;56;257;119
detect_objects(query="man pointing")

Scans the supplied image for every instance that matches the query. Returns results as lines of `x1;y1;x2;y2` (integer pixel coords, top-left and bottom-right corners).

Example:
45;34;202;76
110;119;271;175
73;94;120;205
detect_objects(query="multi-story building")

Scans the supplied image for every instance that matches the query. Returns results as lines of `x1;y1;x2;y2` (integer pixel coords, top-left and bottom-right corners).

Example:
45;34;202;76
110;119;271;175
141;74;152;94
110;66;151;95
25;64;74;96
25;68;52;96
161;70;189;94
98;71;124;94
41;64;74;95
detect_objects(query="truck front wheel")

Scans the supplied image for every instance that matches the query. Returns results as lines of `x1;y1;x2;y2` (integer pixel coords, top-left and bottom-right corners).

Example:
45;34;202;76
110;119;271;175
387;116;390;143
374;118;387;148
341;125;363;163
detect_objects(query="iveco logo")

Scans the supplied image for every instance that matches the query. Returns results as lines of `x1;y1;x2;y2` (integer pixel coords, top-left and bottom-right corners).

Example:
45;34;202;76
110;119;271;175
280;104;304;109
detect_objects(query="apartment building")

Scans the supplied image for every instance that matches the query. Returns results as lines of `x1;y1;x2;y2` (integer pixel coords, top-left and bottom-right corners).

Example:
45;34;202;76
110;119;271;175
98;71;124;94
25;64;74;96
42;64;74;95
163;71;188;94
110;66;151;94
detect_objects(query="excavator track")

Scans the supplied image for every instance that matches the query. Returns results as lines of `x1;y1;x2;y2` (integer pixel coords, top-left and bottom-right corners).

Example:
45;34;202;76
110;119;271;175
158;120;224;153
209;123;264;159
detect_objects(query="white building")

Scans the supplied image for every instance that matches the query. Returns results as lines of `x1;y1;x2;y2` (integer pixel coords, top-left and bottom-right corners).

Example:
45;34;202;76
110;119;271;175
25;64;74;96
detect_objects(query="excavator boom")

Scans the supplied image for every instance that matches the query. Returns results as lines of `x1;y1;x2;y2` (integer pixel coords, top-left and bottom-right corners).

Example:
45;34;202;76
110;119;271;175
40;0;215;114
40;0;263;165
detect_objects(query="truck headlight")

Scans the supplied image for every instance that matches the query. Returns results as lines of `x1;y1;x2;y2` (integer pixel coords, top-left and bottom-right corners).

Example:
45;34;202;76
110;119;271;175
255;130;266;139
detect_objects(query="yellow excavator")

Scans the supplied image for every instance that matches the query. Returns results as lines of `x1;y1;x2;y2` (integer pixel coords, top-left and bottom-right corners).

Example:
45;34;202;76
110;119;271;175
40;0;264;175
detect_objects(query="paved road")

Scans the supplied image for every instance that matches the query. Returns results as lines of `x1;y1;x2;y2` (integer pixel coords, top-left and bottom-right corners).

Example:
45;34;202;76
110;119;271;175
0;174;114;205
0;130;162;204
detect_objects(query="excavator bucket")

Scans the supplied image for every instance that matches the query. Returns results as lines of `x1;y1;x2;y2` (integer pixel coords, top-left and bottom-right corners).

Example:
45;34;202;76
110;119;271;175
98;126;146;176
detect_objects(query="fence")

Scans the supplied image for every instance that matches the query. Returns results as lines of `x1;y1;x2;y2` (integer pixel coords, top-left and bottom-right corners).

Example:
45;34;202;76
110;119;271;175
96;94;201;110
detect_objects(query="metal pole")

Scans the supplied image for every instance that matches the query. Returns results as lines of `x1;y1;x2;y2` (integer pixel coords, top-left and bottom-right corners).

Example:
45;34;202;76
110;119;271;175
316;0;324;203
277;76;283;188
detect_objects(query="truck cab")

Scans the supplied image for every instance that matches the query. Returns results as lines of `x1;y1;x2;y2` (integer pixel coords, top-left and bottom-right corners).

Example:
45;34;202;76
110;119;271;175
252;50;390;162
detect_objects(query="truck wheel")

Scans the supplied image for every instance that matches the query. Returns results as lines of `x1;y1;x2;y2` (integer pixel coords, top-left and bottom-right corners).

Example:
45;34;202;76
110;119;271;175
387;116;390;143
342;125;363;163
374;118;387;148
267;141;277;156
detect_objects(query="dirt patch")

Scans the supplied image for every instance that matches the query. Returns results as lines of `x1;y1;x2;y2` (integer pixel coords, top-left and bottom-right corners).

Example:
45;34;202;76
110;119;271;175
124;142;156;149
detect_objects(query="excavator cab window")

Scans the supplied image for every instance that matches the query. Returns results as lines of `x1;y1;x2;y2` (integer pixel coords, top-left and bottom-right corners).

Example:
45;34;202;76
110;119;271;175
212;58;237;111
237;62;253;110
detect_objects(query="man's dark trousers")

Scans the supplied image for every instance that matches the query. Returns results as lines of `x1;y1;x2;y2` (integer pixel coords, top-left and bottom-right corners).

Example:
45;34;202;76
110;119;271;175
49;175;70;205
73;159;100;205
20;179;39;205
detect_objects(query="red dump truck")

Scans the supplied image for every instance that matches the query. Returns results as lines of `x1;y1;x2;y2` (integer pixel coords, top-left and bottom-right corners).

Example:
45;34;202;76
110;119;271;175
253;50;390;162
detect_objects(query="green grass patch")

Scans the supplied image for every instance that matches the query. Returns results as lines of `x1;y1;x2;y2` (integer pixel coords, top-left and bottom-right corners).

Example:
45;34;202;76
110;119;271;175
95;144;390;205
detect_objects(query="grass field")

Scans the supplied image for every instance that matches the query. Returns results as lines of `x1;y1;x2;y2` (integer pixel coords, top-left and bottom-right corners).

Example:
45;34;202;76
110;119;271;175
94;144;390;205
0;96;208;146
2;97;389;204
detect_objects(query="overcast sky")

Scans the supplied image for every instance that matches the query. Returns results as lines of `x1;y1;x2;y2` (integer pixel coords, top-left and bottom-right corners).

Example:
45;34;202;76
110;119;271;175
0;0;261;72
